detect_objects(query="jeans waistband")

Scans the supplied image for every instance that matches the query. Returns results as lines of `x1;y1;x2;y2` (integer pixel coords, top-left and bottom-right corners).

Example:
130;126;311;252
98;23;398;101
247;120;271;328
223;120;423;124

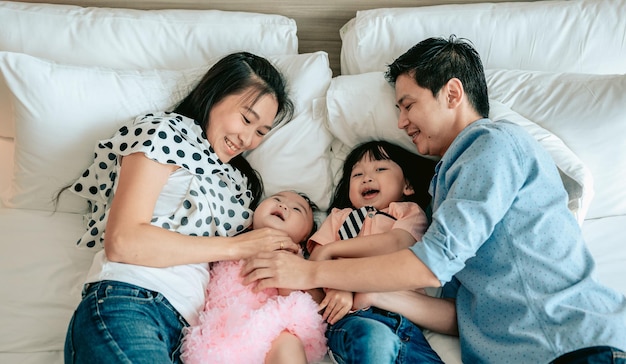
370;306;395;317
82;280;159;298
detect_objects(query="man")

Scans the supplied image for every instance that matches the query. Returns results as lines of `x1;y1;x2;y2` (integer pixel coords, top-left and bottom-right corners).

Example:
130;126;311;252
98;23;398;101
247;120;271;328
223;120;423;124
243;36;626;363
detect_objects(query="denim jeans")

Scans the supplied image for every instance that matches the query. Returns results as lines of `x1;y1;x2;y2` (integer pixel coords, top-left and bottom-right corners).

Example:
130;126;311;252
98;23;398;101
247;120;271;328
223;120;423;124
551;346;626;364
326;307;444;364
64;280;188;364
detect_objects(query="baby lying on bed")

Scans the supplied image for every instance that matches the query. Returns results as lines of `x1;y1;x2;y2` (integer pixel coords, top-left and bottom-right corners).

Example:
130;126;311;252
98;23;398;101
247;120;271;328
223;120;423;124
182;190;328;364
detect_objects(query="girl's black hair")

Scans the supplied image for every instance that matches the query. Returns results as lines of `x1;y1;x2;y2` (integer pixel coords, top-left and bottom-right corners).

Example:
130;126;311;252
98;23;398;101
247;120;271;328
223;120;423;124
329;140;436;213
174;52;295;208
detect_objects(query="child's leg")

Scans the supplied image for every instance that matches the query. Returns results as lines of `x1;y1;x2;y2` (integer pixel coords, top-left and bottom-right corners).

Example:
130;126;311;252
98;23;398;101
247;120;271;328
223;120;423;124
326;309;400;364
395;314;444;364
265;331;307;364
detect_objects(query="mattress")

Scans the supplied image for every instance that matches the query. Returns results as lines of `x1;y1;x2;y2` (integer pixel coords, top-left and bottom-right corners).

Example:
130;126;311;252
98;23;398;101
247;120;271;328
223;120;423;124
0;137;13;201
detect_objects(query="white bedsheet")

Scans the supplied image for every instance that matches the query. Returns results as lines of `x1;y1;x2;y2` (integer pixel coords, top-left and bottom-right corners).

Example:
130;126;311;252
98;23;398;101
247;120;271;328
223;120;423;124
0;206;94;352
0;137;13;198
583;216;626;297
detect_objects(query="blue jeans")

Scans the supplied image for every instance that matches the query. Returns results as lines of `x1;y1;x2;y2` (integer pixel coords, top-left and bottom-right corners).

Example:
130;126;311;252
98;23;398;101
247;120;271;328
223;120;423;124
326;307;444;364
64;281;188;364
551;346;626;364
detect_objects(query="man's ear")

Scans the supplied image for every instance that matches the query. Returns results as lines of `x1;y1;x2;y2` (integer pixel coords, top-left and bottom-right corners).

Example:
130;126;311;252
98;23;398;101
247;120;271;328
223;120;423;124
445;78;464;108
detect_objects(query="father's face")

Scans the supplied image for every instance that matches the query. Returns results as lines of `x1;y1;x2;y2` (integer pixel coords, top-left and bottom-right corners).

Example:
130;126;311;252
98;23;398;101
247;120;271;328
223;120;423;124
395;74;454;157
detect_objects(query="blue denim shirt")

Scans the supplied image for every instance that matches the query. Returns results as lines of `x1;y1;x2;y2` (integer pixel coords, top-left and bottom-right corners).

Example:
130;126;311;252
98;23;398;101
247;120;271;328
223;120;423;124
411;119;626;363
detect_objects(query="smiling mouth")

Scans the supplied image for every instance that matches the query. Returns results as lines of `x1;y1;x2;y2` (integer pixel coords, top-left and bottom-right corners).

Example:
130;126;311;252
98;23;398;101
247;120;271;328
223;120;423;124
224;137;240;154
361;189;379;198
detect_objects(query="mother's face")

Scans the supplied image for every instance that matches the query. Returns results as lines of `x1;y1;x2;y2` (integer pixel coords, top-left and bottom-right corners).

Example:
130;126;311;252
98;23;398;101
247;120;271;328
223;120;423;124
206;88;278;162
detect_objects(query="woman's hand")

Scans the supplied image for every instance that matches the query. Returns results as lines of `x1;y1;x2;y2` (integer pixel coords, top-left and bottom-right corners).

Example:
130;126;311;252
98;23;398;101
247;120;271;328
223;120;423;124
318;289;353;324
230;227;299;259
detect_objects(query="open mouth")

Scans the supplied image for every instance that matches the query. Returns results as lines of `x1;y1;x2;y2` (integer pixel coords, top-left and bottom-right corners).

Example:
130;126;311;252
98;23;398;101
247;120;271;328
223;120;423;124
361;189;379;198
271;211;285;221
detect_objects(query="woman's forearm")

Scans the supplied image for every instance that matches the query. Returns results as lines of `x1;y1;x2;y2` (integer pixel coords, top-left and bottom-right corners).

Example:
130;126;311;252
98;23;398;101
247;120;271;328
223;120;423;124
105;224;235;267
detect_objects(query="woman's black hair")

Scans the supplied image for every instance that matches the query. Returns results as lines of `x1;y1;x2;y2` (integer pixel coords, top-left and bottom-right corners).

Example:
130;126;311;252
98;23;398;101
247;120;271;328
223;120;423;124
173;52;295;208
329;140;436;213
54;52;292;210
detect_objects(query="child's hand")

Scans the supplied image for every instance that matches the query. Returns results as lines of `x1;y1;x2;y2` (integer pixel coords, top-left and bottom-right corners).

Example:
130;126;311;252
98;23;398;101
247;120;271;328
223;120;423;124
318;288;353;324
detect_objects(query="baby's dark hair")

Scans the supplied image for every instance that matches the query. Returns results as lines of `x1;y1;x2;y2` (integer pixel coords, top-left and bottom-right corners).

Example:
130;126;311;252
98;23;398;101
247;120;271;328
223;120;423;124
328;140;437;213
292;190;319;241
292;190;320;259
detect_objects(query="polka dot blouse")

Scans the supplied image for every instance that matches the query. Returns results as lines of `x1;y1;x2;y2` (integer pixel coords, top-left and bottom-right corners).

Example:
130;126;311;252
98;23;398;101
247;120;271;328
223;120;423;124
71;112;254;248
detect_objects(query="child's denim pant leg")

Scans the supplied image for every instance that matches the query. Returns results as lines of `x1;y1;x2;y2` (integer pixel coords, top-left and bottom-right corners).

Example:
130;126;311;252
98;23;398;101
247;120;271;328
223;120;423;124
326;307;444;364
64;280;188;364
551;346;626;364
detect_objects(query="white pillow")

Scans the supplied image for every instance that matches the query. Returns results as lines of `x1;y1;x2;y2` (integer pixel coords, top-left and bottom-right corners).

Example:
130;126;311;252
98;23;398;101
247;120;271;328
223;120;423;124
325;72;594;223
486;69;626;220
340;0;626;75
246;57;335;212
0;51;333;213
0;1;298;138
582;216;626;296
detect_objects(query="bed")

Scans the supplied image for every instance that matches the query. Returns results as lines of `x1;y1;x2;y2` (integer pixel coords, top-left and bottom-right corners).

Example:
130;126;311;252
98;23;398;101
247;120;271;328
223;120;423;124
1;0;625;363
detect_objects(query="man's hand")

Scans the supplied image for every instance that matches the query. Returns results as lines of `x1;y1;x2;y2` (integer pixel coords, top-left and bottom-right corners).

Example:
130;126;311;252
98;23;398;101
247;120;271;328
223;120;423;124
241;251;316;291
308;244;333;261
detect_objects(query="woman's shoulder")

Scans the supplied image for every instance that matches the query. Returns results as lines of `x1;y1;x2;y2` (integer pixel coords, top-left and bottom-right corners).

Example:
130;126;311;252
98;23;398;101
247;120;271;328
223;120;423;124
123;112;206;149
131;111;194;127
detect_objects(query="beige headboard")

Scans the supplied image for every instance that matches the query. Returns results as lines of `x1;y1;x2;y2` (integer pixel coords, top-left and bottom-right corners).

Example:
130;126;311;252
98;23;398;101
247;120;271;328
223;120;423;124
18;0;537;75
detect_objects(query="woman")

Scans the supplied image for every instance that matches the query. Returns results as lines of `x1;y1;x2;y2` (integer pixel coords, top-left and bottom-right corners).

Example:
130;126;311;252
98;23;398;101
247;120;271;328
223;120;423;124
64;52;297;364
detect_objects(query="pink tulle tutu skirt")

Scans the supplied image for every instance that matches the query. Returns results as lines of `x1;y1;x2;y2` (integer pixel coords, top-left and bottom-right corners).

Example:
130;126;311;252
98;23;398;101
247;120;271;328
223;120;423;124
181;260;327;363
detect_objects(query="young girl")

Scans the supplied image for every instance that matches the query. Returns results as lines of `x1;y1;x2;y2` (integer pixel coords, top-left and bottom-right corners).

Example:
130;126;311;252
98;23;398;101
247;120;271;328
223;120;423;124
182;191;327;364
64;52;300;364
307;140;455;364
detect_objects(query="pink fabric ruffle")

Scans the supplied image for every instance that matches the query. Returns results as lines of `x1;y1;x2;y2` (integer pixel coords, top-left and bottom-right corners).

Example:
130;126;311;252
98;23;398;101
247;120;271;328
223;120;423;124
181;260;327;363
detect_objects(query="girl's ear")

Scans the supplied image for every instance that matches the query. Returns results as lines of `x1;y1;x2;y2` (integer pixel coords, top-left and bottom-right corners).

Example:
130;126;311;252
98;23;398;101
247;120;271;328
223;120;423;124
403;182;415;197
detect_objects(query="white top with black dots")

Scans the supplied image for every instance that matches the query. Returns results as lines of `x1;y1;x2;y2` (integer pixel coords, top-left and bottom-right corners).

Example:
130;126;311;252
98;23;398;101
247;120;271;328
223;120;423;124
73;112;255;325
